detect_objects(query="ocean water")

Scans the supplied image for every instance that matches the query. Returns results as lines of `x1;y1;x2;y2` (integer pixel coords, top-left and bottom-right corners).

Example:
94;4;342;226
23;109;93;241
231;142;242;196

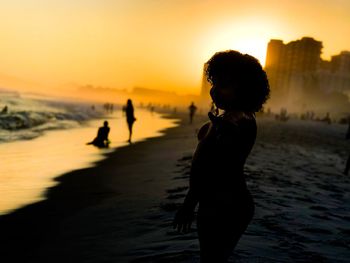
0;91;178;215
0;90;103;142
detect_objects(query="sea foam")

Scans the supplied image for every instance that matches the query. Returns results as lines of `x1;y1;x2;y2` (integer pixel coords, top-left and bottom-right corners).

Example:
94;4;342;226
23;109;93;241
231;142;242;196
0;90;103;143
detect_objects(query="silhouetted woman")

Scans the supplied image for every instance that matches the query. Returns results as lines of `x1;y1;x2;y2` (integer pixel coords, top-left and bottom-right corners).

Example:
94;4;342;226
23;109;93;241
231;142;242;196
125;99;136;143
173;50;270;262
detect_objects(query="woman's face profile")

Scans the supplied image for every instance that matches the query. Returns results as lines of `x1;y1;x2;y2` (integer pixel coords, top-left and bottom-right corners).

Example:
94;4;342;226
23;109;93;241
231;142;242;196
210;76;237;110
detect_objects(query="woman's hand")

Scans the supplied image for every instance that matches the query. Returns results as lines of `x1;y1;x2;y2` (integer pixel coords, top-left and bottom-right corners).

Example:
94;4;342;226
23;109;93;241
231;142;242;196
173;206;194;233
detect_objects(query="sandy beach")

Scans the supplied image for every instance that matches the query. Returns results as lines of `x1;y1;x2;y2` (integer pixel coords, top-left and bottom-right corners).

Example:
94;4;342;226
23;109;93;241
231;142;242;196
0;113;349;263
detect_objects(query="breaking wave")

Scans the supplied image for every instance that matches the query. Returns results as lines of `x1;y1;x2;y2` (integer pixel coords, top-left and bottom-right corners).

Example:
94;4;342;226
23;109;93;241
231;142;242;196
0;90;104;143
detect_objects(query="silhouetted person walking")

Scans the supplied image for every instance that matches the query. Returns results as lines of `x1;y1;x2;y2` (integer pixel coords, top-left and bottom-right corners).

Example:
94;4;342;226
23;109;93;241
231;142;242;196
125;99;136;143
87;120;110;148
188;102;197;124
173;50;270;262
322;112;331;124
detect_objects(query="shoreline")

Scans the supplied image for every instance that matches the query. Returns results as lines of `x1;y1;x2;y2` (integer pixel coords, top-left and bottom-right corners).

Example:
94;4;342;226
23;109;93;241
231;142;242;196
0;112;202;263
0;108;178;216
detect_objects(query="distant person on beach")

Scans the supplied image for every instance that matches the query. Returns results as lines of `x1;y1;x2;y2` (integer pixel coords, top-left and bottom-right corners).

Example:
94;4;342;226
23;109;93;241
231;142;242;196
173;50;270;262
87;120;110;148
149;105;155;114
188;102;197;124
1;105;8;114
276;107;289;121
322;112;332;124
125;99;136;143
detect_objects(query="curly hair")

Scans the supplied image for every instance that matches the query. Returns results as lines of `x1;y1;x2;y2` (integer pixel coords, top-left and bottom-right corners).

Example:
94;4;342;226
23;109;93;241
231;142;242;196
205;50;270;112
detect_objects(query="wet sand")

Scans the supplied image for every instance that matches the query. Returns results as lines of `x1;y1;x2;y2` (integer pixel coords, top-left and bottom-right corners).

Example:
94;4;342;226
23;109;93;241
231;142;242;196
0;114;349;262
0;108;177;215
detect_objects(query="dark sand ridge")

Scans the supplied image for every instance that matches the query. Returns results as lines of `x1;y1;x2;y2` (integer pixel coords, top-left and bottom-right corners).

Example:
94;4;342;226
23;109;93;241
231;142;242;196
1;113;350;263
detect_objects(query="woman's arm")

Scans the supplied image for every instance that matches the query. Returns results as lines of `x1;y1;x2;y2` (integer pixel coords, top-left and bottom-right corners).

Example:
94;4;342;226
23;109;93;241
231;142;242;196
173;165;201;233
173;122;211;233
173;153;201;233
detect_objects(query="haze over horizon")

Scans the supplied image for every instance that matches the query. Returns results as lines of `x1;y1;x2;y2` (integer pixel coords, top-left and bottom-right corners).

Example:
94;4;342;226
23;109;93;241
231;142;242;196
1;0;350;98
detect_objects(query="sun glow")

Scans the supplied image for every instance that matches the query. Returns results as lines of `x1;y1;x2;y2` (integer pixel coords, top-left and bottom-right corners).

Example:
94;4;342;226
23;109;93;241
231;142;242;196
230;37;268;66
1;1;350;96
199;18;278;69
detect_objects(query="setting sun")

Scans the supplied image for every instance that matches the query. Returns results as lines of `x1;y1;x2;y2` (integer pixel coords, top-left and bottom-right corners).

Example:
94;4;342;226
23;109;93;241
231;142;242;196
231;38;268;65
199;18;280;67
201;34;268;66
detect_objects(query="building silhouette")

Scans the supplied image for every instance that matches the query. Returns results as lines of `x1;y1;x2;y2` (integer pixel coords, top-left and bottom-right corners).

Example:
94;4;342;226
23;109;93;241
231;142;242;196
318;51;350;94
265;37;350;112
265;37;323;110
199;37;350;113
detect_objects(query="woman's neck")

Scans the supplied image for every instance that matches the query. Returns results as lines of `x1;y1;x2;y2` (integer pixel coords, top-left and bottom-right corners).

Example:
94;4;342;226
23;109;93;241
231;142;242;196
222;110;254;123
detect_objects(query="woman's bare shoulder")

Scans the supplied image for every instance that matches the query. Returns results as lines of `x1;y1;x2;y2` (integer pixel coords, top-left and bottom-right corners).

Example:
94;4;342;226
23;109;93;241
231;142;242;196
197;121;212;141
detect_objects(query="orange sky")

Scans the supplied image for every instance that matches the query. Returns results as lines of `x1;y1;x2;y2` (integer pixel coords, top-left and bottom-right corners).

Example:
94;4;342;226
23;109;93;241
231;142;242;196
1;0;350;96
